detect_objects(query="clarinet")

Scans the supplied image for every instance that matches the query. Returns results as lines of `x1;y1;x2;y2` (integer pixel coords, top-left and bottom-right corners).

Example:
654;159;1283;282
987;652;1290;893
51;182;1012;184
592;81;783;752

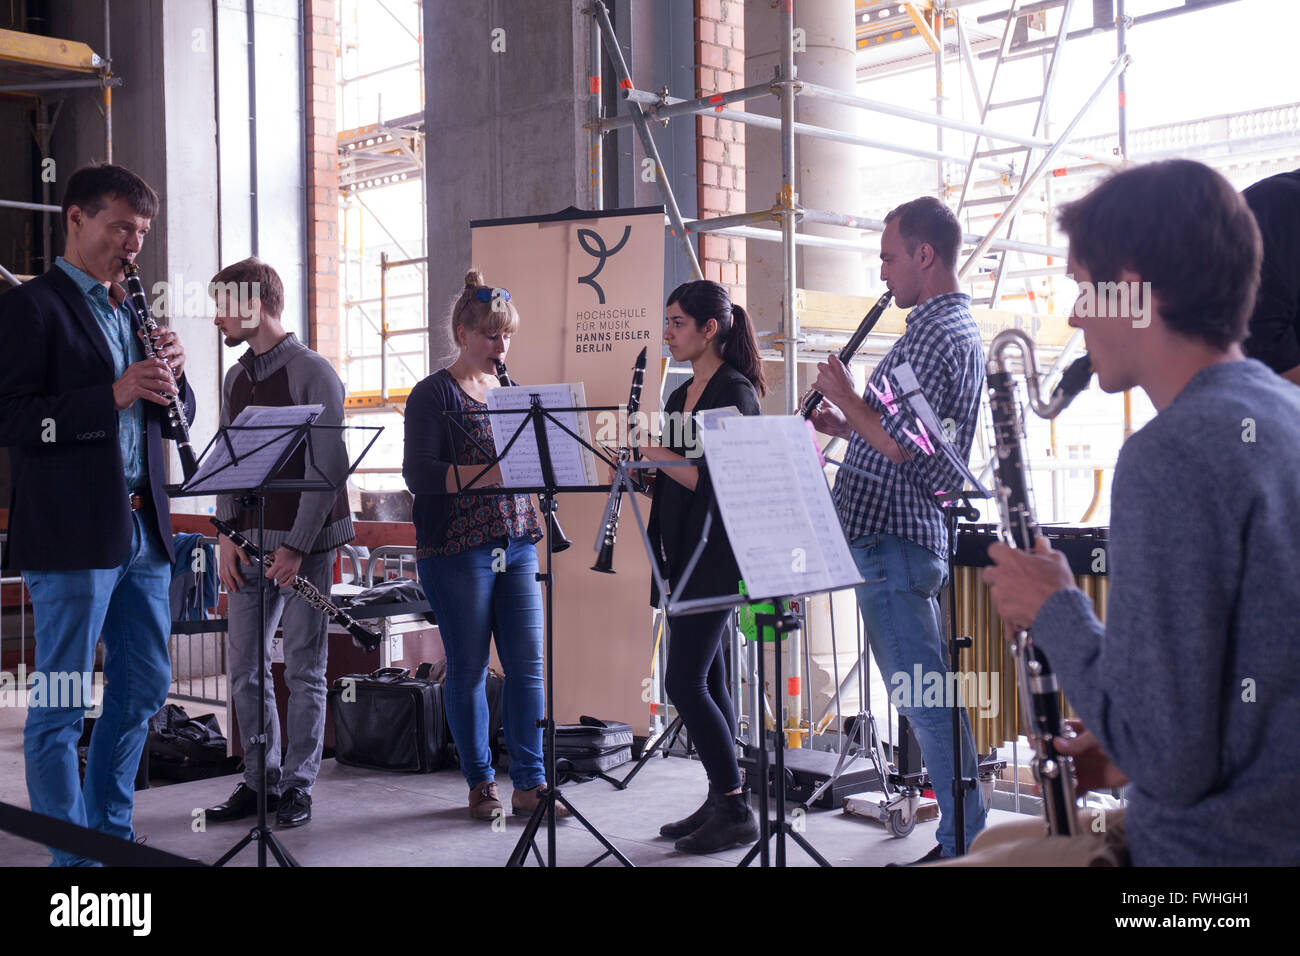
494;359;571;552
211;517;382;653
800;290;893;418
121;261;199;480
591;346;647;574
986;329;1093;836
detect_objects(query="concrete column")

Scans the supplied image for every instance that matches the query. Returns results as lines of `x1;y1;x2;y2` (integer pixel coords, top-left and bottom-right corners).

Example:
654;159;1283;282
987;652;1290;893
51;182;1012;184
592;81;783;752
744;0;872;735
422;0;587;367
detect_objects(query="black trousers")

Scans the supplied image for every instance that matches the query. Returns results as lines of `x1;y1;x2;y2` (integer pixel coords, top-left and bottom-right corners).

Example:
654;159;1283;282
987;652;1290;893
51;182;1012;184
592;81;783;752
664;609;742;793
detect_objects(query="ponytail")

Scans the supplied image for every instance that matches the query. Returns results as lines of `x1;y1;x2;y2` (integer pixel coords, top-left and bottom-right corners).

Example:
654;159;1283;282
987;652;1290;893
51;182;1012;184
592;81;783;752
666;280;767;397
720;303;766;397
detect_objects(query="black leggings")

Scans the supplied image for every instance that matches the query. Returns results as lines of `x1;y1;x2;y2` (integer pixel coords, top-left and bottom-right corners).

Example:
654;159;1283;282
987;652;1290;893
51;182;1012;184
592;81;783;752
663;609;741;793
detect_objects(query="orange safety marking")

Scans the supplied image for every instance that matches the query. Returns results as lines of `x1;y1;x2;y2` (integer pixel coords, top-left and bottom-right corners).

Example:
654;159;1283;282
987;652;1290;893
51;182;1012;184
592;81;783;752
1118;91;1127;107
589;76;601;94
710;93;724;112
1052;167;1068;177
787;677;801;697
619;77;634;90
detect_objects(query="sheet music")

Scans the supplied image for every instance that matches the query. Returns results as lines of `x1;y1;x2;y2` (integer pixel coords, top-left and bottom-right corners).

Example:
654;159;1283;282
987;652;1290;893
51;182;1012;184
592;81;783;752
890;362;986;493
185;404;324;494
697;415;863;601
485;383;598;488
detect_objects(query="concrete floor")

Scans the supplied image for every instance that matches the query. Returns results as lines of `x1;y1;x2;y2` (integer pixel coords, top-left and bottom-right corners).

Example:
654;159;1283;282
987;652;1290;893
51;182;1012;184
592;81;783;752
0;697;1026;867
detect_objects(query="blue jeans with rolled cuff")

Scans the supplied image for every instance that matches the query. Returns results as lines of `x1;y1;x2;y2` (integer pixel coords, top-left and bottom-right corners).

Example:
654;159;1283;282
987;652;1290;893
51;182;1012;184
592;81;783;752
849;532;987;857
417;537;546;791
22;509;173;866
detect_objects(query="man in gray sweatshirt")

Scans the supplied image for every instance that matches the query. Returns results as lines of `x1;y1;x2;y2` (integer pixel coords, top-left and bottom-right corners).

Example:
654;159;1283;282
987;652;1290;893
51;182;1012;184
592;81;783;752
975;160;1300;866
201;257;354;830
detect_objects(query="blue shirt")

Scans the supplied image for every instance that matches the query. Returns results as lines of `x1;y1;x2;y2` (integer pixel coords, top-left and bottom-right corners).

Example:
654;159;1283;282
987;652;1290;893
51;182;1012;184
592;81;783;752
832;292;985;557
55;257;147;490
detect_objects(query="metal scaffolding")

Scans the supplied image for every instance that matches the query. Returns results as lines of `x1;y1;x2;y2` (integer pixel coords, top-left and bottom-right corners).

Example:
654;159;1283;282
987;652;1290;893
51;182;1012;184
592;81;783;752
587;0;1132;415
0;13;120;284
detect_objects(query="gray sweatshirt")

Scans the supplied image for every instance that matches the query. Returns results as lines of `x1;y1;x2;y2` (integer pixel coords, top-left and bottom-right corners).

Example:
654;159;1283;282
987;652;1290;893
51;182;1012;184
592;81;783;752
215;332;353;554
1035;358;1300;866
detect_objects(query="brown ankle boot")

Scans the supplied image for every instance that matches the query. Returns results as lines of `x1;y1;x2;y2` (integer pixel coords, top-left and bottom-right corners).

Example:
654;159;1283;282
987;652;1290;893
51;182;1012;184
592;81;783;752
468;781;502;820
511;784;570;819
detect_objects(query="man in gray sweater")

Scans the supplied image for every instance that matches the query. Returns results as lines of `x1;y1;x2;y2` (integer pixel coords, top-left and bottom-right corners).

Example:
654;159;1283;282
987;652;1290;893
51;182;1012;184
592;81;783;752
976;160;1300;866
201;257;354;830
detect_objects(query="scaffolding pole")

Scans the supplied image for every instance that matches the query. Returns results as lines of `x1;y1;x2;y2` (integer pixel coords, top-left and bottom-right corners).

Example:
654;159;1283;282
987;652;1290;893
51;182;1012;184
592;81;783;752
591;2;701;279
959;52;1131;279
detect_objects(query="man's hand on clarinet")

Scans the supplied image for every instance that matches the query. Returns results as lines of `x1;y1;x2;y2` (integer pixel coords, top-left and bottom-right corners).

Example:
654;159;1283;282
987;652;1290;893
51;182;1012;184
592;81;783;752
217;534;251;594
983;537;1076;630
144;326;187;379
265;545;304;587
113;357;178;410
1056;719;1129;792
807;398;853;440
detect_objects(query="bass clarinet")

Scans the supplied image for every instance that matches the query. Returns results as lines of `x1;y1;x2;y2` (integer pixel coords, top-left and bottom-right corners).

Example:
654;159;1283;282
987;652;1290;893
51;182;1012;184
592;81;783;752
592;346;647;573
122;261;199;480
800;290;892;418
986;328;1093;836
211;517;382;653
494;359;571;551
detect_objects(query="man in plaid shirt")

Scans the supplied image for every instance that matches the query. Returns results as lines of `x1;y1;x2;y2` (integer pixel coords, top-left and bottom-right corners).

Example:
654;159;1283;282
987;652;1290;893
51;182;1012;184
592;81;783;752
810;196;987;863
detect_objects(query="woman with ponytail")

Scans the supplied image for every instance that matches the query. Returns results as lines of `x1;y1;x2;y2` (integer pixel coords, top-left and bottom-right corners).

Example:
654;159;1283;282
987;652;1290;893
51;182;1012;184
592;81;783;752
402;270;559;822
640;279;765;854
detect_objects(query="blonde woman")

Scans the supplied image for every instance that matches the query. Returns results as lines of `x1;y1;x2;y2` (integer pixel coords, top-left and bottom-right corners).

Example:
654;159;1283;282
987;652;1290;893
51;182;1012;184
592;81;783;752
403;270;553;820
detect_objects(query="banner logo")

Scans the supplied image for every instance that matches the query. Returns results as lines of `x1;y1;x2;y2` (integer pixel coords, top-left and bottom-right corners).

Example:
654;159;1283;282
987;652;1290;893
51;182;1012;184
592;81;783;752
577;225;632;304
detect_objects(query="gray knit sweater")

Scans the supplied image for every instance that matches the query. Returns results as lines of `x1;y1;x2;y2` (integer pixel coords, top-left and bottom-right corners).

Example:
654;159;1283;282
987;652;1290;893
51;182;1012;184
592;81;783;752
1035;358;1300;866
215;332;354;554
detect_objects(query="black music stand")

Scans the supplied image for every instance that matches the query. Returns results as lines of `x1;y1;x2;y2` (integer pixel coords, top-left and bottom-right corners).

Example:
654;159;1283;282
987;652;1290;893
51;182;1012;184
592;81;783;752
611;450;857;868
887;370;992;856
444;393;633;867
169;411;381;868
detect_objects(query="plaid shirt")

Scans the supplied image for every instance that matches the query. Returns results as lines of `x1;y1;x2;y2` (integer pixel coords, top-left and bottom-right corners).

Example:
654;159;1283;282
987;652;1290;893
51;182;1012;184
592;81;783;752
832;292;985;558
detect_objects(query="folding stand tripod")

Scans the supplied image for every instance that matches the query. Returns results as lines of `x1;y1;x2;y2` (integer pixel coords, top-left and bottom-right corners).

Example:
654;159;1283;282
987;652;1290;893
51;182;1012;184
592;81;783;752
170;413;380;868
739;606;831;868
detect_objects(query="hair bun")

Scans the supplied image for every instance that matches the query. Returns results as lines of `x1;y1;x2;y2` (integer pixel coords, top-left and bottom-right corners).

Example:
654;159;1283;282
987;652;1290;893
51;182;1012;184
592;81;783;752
464;268;486;289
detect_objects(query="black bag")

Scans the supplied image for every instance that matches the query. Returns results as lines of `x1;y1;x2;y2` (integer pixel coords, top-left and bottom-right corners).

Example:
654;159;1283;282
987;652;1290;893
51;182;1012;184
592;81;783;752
548;716;633;781
553;715;634;756
145;704;234;782
341;578;436;624
328;666;448;773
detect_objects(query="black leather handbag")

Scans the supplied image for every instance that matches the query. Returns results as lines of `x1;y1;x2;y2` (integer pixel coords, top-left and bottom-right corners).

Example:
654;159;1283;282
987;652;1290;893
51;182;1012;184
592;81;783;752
328;665;448;773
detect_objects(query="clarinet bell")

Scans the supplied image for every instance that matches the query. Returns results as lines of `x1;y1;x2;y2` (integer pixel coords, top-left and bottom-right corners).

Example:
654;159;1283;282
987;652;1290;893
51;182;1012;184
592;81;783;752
591;540;615;574
349;623;382;653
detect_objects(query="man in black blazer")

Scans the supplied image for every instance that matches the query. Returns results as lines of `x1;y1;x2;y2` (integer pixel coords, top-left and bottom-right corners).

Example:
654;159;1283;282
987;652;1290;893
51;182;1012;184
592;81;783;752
0;164;196;865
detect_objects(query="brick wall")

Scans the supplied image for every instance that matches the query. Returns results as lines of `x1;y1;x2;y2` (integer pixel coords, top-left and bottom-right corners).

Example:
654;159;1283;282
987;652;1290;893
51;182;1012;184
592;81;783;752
305;0;341;368
695;0;746;306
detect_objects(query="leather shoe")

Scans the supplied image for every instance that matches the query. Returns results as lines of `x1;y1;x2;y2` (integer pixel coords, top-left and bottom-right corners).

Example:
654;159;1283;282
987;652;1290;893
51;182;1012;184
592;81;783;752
886;843;946;867
205;783;278;822
276;787;312;828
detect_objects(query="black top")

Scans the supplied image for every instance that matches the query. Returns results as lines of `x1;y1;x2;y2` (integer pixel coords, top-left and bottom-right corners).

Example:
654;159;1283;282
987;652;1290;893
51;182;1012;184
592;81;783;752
646;362;761;607
1242;168;1300;374
402;368;540;553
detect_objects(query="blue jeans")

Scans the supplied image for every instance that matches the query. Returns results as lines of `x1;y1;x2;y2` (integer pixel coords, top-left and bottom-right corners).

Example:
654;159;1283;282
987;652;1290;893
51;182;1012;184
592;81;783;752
850;532;986;856
417;537;545;791
22;509;172;866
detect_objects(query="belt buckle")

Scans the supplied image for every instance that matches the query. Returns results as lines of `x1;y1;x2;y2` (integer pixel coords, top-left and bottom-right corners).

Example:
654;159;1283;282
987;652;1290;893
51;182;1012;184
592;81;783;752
128;492;145;511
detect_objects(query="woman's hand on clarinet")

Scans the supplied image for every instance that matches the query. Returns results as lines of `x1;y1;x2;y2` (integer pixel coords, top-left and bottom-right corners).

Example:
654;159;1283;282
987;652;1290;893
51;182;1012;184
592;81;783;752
265;545;304;587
